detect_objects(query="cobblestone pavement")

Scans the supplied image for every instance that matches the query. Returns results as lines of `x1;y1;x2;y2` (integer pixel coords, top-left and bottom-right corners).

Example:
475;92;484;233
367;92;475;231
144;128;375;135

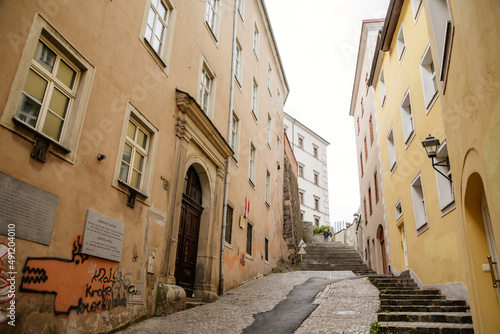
117;271;379;334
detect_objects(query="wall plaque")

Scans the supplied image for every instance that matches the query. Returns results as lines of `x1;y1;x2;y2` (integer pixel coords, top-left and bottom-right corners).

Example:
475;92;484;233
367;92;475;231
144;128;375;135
81;210;125;262
0;172;59;245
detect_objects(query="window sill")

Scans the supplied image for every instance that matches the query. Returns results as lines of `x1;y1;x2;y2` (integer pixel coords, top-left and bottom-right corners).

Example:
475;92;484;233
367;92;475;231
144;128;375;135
140;38;170;75
440;200;456;217
404;131;416;150
416;223;429;236
248;179;256;189
246;253;254;261
425;91;439;115
13;117;71;153
204;22;219;46
117;179;149;208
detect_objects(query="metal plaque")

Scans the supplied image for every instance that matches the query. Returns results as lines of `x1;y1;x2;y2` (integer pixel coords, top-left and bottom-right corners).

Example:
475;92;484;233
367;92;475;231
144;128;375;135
81;210;125;262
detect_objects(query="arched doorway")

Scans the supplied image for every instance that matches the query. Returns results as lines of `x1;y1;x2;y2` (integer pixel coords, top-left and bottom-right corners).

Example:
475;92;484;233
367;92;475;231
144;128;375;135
175;166;203;297
464;173;500;317
377;225;388;274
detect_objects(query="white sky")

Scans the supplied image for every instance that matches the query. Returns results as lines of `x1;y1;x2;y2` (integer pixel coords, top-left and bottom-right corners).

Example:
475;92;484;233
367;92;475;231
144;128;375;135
265;0;389;225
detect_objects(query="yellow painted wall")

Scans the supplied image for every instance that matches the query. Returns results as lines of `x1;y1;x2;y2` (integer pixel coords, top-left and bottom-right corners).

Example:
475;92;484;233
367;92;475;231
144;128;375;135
372;0;467;287
422;0;500;331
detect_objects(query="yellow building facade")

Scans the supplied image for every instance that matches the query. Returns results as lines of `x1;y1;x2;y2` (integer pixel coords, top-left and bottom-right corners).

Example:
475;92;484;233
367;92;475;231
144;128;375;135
420;0;500;332
369;0;468;299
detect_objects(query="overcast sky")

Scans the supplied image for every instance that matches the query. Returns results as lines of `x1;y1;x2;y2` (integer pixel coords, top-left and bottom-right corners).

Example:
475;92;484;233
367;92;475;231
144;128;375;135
265;0;390;225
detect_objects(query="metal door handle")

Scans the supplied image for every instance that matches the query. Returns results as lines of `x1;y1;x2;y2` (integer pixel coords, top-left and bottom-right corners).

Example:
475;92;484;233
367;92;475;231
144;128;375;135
487;256;500;288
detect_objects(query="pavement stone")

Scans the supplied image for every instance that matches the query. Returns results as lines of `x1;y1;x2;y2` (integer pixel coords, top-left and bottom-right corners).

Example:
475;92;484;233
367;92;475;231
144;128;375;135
116;271;379;334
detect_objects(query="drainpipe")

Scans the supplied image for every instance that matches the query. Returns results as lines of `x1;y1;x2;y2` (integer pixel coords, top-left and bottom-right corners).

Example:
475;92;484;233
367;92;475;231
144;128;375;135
219;0;239;296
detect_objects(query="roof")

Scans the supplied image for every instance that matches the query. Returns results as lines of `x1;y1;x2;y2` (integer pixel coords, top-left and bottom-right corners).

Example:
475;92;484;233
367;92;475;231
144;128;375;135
284;112;330;146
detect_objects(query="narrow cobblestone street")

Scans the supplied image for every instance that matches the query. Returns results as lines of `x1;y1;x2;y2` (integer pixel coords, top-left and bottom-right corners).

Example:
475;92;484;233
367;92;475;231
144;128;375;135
117;271;379;334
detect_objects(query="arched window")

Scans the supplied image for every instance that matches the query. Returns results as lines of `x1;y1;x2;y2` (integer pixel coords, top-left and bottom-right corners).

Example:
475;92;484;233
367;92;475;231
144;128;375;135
184;166;202;205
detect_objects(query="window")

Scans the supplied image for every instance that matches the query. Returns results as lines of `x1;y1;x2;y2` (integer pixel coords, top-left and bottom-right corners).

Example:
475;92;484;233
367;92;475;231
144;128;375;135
361;97;364;117
374;170;379;202
360;152;364;176
249;141;257;185
397;25;406;61
199;62;215;115
395;200;403;219
400;90;415;144
387;128;397;171
363;197;367;222
237;0;245;19
264;237;269;262
300;211;304;221
314;197;319;211
205;0;220;37
230;111;240;159
15;39;79;145
265;169;271;205
1;14;96;164
225;204;234;244
266;114;272;147
314;172;319;186
314;217;320;227
246;221;253;256
419;44;438;109
276;90;282;118
144;0;175;61
267;63;272;93
368;187;373;215
114;102;159;200
298;165;304;178
276;135;281;163
379;69;386;107
299;191;304;205
251;77;258;119
298;136;303;149
313;145;318;158
434;141;454;210
357;117;360;135
411;174;428;231
253;22;260;58
369;115;374;145
427;0;453;86
235;40;242;84
411;0;423;20
364;136;368;161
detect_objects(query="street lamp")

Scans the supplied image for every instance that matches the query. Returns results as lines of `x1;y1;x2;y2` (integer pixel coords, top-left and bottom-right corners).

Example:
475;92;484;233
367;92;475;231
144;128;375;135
421;134;452;183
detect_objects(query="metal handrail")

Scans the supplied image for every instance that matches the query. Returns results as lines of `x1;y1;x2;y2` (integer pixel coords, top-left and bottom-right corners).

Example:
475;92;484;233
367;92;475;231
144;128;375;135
487;256;500;288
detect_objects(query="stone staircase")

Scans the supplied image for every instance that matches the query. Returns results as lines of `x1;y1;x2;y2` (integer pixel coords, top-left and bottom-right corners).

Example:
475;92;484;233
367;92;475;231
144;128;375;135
369;271;474;333
297;238;374;275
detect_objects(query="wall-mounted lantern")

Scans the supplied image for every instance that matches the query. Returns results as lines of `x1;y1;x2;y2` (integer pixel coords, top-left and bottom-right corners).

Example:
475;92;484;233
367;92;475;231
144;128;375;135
421;134;452;183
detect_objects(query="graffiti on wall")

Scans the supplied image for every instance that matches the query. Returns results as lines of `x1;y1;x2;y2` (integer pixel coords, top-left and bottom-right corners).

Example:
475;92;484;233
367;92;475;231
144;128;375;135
0;243;14;324
20;236;130;316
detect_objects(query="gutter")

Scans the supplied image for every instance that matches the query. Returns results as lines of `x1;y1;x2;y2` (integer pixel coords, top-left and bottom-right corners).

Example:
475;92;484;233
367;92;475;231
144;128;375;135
219;0;239;296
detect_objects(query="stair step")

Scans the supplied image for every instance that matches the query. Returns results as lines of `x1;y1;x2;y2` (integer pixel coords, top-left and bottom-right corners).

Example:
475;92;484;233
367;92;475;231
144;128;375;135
377;321;474;333
381;294;445;300
378;311;472;324
380;289;441;295
381;305;470;312
380;299;466;306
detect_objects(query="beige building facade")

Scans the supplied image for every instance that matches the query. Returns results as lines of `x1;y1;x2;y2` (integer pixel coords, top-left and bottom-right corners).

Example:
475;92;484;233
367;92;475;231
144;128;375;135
0;0;289;332
350;19;389;275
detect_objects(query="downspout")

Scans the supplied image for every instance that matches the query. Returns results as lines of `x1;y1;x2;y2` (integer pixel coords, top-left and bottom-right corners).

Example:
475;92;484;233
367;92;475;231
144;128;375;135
219;0;239;296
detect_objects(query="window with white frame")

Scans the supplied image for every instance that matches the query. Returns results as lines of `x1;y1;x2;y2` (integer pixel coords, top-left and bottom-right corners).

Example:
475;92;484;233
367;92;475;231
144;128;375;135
199;62;215;115
314;171;319;186
235;39;242;84
298;136;303;149
395;200;403;219
313;145;318;158
400;90;415;144
115;102;159;199
253;22;260;58
411;174;428;230
276;90;281;118
298;164;304;178
267;63;272;93
276;135;281;163
299;190;304;205
264;237;269;261
251;77;258;119
237;0;245;19
434;141;454;210
266;113;272;148
15;39;80;144
387;128;397;171
314;216;320;227
231;110;240;159
314;196;320;211
144;0;175;61
427;0;453;86
265;169;271;205
249;141;256;185
205;0;220;37
397;25;407;61
379;69;386;107
1;15;96;164
411;0;423;20
419;44;438;109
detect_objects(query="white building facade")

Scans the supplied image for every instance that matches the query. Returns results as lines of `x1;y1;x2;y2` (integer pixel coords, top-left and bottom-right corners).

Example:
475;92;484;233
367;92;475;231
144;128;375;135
284;113;330;227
